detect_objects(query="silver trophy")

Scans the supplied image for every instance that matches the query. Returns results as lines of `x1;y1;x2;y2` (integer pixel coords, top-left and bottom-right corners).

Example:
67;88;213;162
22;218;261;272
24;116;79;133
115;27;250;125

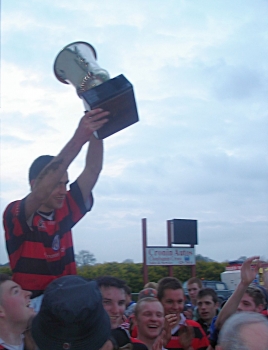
54;41;139;139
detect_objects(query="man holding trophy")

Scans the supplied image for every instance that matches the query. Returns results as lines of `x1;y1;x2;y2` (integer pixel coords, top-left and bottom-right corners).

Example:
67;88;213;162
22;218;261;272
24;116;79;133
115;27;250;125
3;109;109;311
3;41;139;312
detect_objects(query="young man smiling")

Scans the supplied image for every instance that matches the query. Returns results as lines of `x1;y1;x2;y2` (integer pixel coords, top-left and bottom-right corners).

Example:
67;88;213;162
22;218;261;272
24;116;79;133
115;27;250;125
157;277;209;350
96;276;127;330
0;274;35;350
132;297;165;350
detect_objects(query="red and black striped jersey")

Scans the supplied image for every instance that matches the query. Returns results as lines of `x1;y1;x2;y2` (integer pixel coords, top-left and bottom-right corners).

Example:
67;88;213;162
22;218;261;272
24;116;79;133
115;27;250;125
4;181;92;297
0;341;23;350
166;319;209;350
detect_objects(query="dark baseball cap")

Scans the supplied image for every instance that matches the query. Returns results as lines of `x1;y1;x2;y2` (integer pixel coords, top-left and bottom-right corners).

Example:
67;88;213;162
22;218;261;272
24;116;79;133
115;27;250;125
31;276;110;350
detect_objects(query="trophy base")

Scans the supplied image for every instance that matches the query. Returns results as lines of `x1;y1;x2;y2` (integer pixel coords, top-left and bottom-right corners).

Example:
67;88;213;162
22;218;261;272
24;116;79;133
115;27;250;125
81;74;139;139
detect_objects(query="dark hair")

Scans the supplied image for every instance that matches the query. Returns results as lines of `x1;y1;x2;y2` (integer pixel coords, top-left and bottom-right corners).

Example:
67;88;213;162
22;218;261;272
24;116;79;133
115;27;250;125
245;286;266;307
157;277;183;301
96;276;127;291
0;274;12;303
0;274;11;286
197;288;218;304
29;155;54;182
258;286;268;308
187;277;203;289
124;285;132;296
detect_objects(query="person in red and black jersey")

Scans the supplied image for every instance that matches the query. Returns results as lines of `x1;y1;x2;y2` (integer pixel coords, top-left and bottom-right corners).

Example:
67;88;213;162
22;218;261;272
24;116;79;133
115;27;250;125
131;297;165;350
157;277;209;350
3;109;109;311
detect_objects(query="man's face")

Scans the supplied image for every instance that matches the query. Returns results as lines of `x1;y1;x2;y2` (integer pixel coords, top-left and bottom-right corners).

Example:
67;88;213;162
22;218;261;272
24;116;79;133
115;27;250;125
135;300;164;340
197;295;218;323
160;288;184;318
100;286;126;329
187;283;201;304
41;172;69;211
0;280;35;325
237;293;261;312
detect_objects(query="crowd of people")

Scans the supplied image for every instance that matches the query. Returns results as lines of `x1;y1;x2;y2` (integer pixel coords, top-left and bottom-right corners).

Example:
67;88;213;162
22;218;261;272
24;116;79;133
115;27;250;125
1;256;268;350
1;108;268;349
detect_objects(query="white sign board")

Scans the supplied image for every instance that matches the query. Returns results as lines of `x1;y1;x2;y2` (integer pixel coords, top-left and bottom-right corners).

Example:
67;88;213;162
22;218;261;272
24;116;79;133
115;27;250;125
146;247;195;266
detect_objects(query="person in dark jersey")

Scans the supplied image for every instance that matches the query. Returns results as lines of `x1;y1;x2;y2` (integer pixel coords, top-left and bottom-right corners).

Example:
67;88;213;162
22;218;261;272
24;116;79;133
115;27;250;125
96;276;128;329
3;108;109;311
196;288;219;337
31;275;111;350
187;277;203;308
96;276;149;350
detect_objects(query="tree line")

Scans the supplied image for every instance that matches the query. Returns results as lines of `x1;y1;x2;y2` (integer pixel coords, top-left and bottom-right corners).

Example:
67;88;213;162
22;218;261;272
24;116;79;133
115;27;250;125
0;260;227;292
76;261;227;291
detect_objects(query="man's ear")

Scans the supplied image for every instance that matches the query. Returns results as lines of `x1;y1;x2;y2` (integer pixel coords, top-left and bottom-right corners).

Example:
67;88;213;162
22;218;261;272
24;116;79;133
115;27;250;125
256;303;265;313
30;179;35;190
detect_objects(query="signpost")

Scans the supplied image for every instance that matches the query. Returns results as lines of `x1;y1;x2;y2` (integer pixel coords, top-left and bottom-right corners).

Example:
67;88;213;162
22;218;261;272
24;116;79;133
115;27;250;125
142;218;198;285
146;247;195;266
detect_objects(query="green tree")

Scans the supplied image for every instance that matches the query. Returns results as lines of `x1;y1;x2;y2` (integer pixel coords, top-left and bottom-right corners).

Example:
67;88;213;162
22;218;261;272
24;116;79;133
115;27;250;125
0;266;12;275
196;261;226;280
0;260;228;292
75;250;96;267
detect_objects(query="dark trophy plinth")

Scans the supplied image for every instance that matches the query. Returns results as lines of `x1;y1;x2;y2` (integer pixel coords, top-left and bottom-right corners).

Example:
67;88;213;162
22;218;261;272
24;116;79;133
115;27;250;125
54;41;139;139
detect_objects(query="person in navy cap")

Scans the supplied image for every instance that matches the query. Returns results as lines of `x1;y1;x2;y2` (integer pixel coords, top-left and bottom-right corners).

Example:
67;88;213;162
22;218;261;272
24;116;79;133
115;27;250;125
31;275;111;350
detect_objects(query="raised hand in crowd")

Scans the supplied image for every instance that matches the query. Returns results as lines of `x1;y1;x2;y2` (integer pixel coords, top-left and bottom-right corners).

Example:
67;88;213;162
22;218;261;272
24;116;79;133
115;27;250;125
162;313;178;346
152;330;165;350
240;255;261;286
178;325;194;350
215;255;261;330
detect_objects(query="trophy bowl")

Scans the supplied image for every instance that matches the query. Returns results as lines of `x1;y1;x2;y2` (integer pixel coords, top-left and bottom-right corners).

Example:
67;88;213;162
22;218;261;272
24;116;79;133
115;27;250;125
54;41;139;139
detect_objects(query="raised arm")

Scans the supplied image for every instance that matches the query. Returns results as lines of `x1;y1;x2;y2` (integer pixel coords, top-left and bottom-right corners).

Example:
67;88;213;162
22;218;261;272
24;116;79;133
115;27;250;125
25;109;109;219
76;133;104;204
215;256;260;330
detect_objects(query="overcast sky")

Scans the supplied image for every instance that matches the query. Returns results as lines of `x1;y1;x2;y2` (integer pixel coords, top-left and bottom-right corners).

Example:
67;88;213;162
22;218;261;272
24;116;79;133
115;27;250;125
1;1;268;265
